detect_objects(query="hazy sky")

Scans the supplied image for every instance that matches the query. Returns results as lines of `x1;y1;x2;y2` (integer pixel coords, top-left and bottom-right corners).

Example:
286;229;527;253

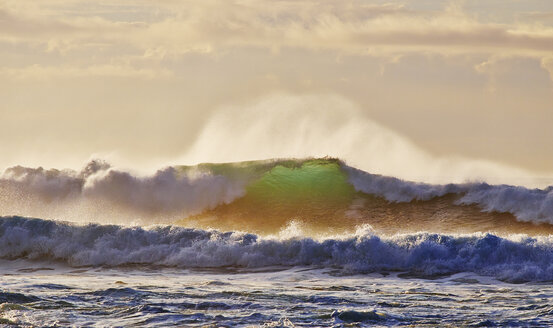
2;0;553;182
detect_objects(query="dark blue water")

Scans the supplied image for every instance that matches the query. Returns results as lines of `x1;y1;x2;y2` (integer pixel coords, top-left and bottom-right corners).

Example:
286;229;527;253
1;264;552;327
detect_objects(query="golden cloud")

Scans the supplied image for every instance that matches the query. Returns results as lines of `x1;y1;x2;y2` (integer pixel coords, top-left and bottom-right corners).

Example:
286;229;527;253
2;0;553;79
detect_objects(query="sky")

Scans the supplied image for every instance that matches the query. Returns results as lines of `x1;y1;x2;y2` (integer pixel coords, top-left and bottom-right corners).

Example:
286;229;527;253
1;0;553;183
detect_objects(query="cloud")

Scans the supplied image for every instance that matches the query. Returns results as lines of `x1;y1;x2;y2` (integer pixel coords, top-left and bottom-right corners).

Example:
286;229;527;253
0;64;174;80
3;1;553;56
2;0;553;80
541;56;553;82
129;1;553;58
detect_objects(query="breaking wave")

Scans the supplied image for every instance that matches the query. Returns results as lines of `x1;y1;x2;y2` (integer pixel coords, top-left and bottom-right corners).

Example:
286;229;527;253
346;165;553;224
2;216;553;283
0;160;245;224
1;158;553;231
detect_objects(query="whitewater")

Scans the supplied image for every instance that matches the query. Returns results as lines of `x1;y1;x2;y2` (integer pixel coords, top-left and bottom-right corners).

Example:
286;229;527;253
2;157;553;326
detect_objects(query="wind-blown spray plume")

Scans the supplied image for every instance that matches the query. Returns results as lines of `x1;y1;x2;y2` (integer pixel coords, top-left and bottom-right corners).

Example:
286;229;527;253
182;94;546;186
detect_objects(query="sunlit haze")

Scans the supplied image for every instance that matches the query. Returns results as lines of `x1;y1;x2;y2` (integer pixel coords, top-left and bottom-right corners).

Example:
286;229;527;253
1;0;553;184
4;2;553;327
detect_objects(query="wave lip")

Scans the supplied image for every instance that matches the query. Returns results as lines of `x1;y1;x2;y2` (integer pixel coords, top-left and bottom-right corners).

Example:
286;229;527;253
2;216;553;283
0;160;246;223
346;165;553;224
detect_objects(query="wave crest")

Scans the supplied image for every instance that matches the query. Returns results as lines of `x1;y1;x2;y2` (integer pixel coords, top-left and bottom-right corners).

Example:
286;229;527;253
2;158;553;228
2;217;553;283
347;165;553;224
0;160;245;223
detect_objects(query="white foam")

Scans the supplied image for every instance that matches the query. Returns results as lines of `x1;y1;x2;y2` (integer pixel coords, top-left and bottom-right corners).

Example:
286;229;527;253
345;164;553;224
1;217;552;283
0;161;246;224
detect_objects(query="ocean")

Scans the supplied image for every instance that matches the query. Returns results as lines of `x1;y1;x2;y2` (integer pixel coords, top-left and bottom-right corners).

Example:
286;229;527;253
1;158;553;327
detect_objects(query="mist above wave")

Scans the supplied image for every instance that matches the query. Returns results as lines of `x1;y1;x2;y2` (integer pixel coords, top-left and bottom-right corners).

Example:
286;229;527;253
181;94;550;187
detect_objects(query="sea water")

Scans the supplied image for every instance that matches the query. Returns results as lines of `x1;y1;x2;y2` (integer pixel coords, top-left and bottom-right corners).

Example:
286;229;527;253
3;264;553;327
2;158;553;326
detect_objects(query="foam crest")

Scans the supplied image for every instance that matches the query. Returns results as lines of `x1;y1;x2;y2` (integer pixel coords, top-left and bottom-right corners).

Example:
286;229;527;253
345;164;553;224
0;161;245;224
82;167;244;214
459;184;553;224
345;165;463;202
2;216;553;283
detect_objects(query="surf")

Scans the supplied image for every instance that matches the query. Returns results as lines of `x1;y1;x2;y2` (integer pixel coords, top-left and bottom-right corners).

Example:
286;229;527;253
2;216;553;283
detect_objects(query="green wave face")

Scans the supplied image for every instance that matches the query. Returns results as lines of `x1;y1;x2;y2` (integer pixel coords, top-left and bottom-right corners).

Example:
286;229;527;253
245;159;355;205
180;158;360;234
178;158;549;237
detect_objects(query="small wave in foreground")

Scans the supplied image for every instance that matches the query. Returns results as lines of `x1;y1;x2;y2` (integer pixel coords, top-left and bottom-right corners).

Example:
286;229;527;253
2;216;553;283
